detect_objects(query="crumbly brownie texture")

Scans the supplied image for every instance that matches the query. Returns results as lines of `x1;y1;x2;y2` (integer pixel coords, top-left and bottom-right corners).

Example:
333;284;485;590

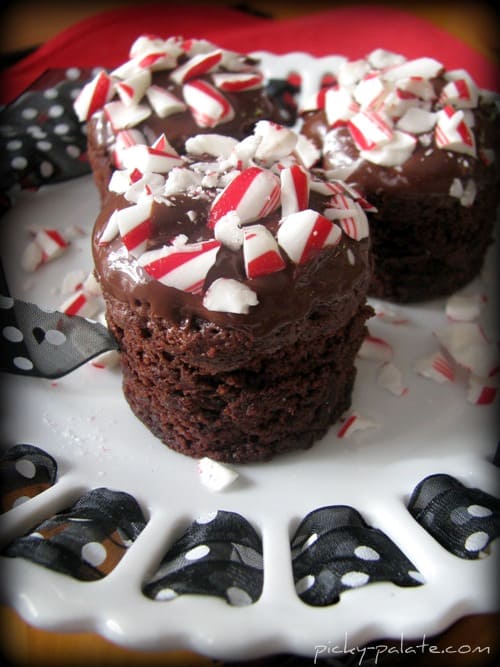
74;35;294;199
92;122;373;462
300;49;500;302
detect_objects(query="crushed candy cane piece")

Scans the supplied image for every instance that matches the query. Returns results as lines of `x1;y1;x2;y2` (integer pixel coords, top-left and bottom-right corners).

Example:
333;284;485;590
59;289;99;318
466;373;498;405
382;57;443;82
116;70;151;106
277;209;341;264
185;133;238;158
253;120;298;162
413;351;455;383
435;106;476;157
170;49;223;84
208;166;280;228
197;456;239;492
120;144;183;173
360;130;416;167
138;239;221;294
434;322;497;377
21;241;43;272
348;110;393;151
325;87;358;127
337;412;379;438
146;85;187;117
243;224;285;278
357;335;393;362
445;293;482;322
324;195;369;240
376;362;408;396
104;101;151;131
203;278;258;314
115;199;153;257
396;108;437;134
212;71;263;91
73;70;114;121
182;79;234;128
280;164;309;217
213;211;244;250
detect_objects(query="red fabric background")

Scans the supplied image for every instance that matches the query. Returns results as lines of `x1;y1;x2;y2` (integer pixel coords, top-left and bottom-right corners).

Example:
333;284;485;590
1;3;498;104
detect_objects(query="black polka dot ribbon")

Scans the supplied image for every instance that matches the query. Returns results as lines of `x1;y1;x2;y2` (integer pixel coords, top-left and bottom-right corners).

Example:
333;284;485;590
0;444;57;513
2;487;147;581
291;506;423;607
407;473;500;559
0;261;118;378
143;510;264;606
0;67;93;204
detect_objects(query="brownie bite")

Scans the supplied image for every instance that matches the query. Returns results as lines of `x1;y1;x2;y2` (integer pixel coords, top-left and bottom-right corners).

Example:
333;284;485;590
74;35;295;199
92;122;373;463
300;49;499;302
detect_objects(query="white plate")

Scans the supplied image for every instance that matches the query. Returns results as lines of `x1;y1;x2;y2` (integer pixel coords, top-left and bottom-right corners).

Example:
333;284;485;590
0;53;499;662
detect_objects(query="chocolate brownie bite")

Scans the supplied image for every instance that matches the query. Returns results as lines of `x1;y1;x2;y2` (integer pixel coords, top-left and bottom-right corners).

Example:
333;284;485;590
300;49;499;302
74;35;295;199
92;121;373;463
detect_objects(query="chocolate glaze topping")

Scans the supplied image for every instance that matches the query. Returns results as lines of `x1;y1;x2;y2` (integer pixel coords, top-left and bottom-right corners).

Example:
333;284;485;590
93;182;371;337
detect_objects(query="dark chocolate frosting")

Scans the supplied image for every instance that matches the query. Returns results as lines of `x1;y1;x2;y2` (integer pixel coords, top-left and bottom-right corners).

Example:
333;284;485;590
92;127;372;337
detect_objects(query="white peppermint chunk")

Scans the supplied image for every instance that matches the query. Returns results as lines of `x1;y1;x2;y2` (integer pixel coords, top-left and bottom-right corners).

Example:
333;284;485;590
214;211;244;250
197;457;239;492
360;130;416;166
293;134;321;168
203;278;258;314
163;168;203;195
146;86;187;117
337;58;371;88
253;121;298;161
434;322;497;376
445;293;482;321
396;108;437;134
185;134;238;157
325;87;358;126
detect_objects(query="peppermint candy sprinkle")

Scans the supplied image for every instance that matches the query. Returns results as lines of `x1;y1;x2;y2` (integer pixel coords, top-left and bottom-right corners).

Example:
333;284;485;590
182;79;234;128
277;209;342;264
139;239;221;294
243;225;285;278
208;167;280;228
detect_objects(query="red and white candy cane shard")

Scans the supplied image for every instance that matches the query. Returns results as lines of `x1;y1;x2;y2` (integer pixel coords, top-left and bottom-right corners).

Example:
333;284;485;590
183;79;234;128
112;128;147;168
146;85;187;117
99;210;120;244
467;374;498;406
212;72;263;91
129;35;164;58
73;70;114;122
104;101;151;131
116;199;153;257
277;209;341;265
413;350;455;383
353;74;387;110
434;322;496;377
280;165;309;217
120;144;183;173
59;289;99;318
151;133;179;155
325;195;369;241
208;166;280;228
138;239;221;294
34;228;69;263
243;225;286;279
116;70;151;107
439;77;478;109
435;106;476;157
136;51;177;72
170;50;223;84
397;76;436;101
348;110;393;151
337;412;379;438
357;335;393;362
382;57;443;82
